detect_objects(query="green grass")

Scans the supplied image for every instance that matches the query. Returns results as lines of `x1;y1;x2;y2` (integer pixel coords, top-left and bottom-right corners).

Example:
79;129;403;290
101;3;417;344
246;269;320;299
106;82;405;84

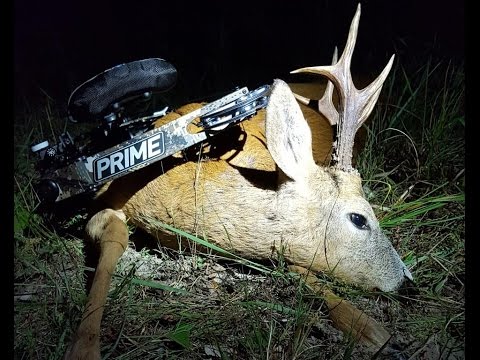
14;57;464;359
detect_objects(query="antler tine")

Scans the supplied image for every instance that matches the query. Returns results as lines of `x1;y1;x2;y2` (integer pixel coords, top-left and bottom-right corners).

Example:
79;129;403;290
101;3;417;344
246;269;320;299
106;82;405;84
316;47;339;126
292;47;339;126
357;54;394;127
292;93;311;106
290;3;394;171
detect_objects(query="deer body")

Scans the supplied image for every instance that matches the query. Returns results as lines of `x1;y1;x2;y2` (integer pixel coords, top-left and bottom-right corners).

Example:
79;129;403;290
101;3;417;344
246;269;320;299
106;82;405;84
64;5;412;359
94;102;333;256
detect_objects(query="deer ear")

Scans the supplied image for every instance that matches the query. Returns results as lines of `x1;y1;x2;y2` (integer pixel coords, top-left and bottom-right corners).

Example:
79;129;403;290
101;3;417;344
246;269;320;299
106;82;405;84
266;79;317;182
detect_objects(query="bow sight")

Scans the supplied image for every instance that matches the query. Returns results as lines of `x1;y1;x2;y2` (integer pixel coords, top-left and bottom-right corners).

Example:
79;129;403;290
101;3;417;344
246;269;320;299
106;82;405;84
31;58;271;204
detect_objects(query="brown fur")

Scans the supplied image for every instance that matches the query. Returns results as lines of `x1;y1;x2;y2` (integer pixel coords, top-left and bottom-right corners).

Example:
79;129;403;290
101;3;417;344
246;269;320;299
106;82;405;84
93;94;332;250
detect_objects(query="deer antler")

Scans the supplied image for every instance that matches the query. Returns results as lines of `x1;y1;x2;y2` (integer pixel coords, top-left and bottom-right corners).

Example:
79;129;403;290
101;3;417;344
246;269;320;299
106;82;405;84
291;3;394;171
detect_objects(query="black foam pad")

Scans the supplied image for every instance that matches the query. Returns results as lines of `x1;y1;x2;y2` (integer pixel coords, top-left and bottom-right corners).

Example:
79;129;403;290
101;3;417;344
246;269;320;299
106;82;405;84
68;58;177;122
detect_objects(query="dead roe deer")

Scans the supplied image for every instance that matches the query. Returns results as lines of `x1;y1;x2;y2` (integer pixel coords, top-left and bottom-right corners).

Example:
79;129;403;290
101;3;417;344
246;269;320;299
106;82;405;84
64;4;413;359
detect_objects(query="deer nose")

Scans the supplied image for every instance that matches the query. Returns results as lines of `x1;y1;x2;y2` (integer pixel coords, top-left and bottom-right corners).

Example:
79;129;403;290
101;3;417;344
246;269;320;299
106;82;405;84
397;270;418;297
403;266;413;282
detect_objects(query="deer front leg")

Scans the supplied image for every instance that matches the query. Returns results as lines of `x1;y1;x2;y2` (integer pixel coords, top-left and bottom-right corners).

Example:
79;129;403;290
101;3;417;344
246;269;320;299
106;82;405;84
64;209;128;360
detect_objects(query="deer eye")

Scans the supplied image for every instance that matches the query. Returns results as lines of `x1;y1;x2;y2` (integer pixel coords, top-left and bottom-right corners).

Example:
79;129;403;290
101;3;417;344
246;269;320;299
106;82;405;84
349;213;369;230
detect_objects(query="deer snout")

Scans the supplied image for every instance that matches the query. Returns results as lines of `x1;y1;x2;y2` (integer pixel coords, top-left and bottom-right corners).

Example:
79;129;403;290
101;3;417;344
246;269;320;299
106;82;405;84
369;244;414;293
403;265;413;283
397;266;418;297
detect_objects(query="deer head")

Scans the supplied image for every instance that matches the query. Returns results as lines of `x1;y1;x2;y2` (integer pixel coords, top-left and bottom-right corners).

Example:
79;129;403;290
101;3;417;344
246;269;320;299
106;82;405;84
264;4;412;291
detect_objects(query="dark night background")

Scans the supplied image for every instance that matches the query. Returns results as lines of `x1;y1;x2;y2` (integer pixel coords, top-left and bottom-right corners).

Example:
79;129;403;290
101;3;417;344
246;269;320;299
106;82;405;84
14;0;464;110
